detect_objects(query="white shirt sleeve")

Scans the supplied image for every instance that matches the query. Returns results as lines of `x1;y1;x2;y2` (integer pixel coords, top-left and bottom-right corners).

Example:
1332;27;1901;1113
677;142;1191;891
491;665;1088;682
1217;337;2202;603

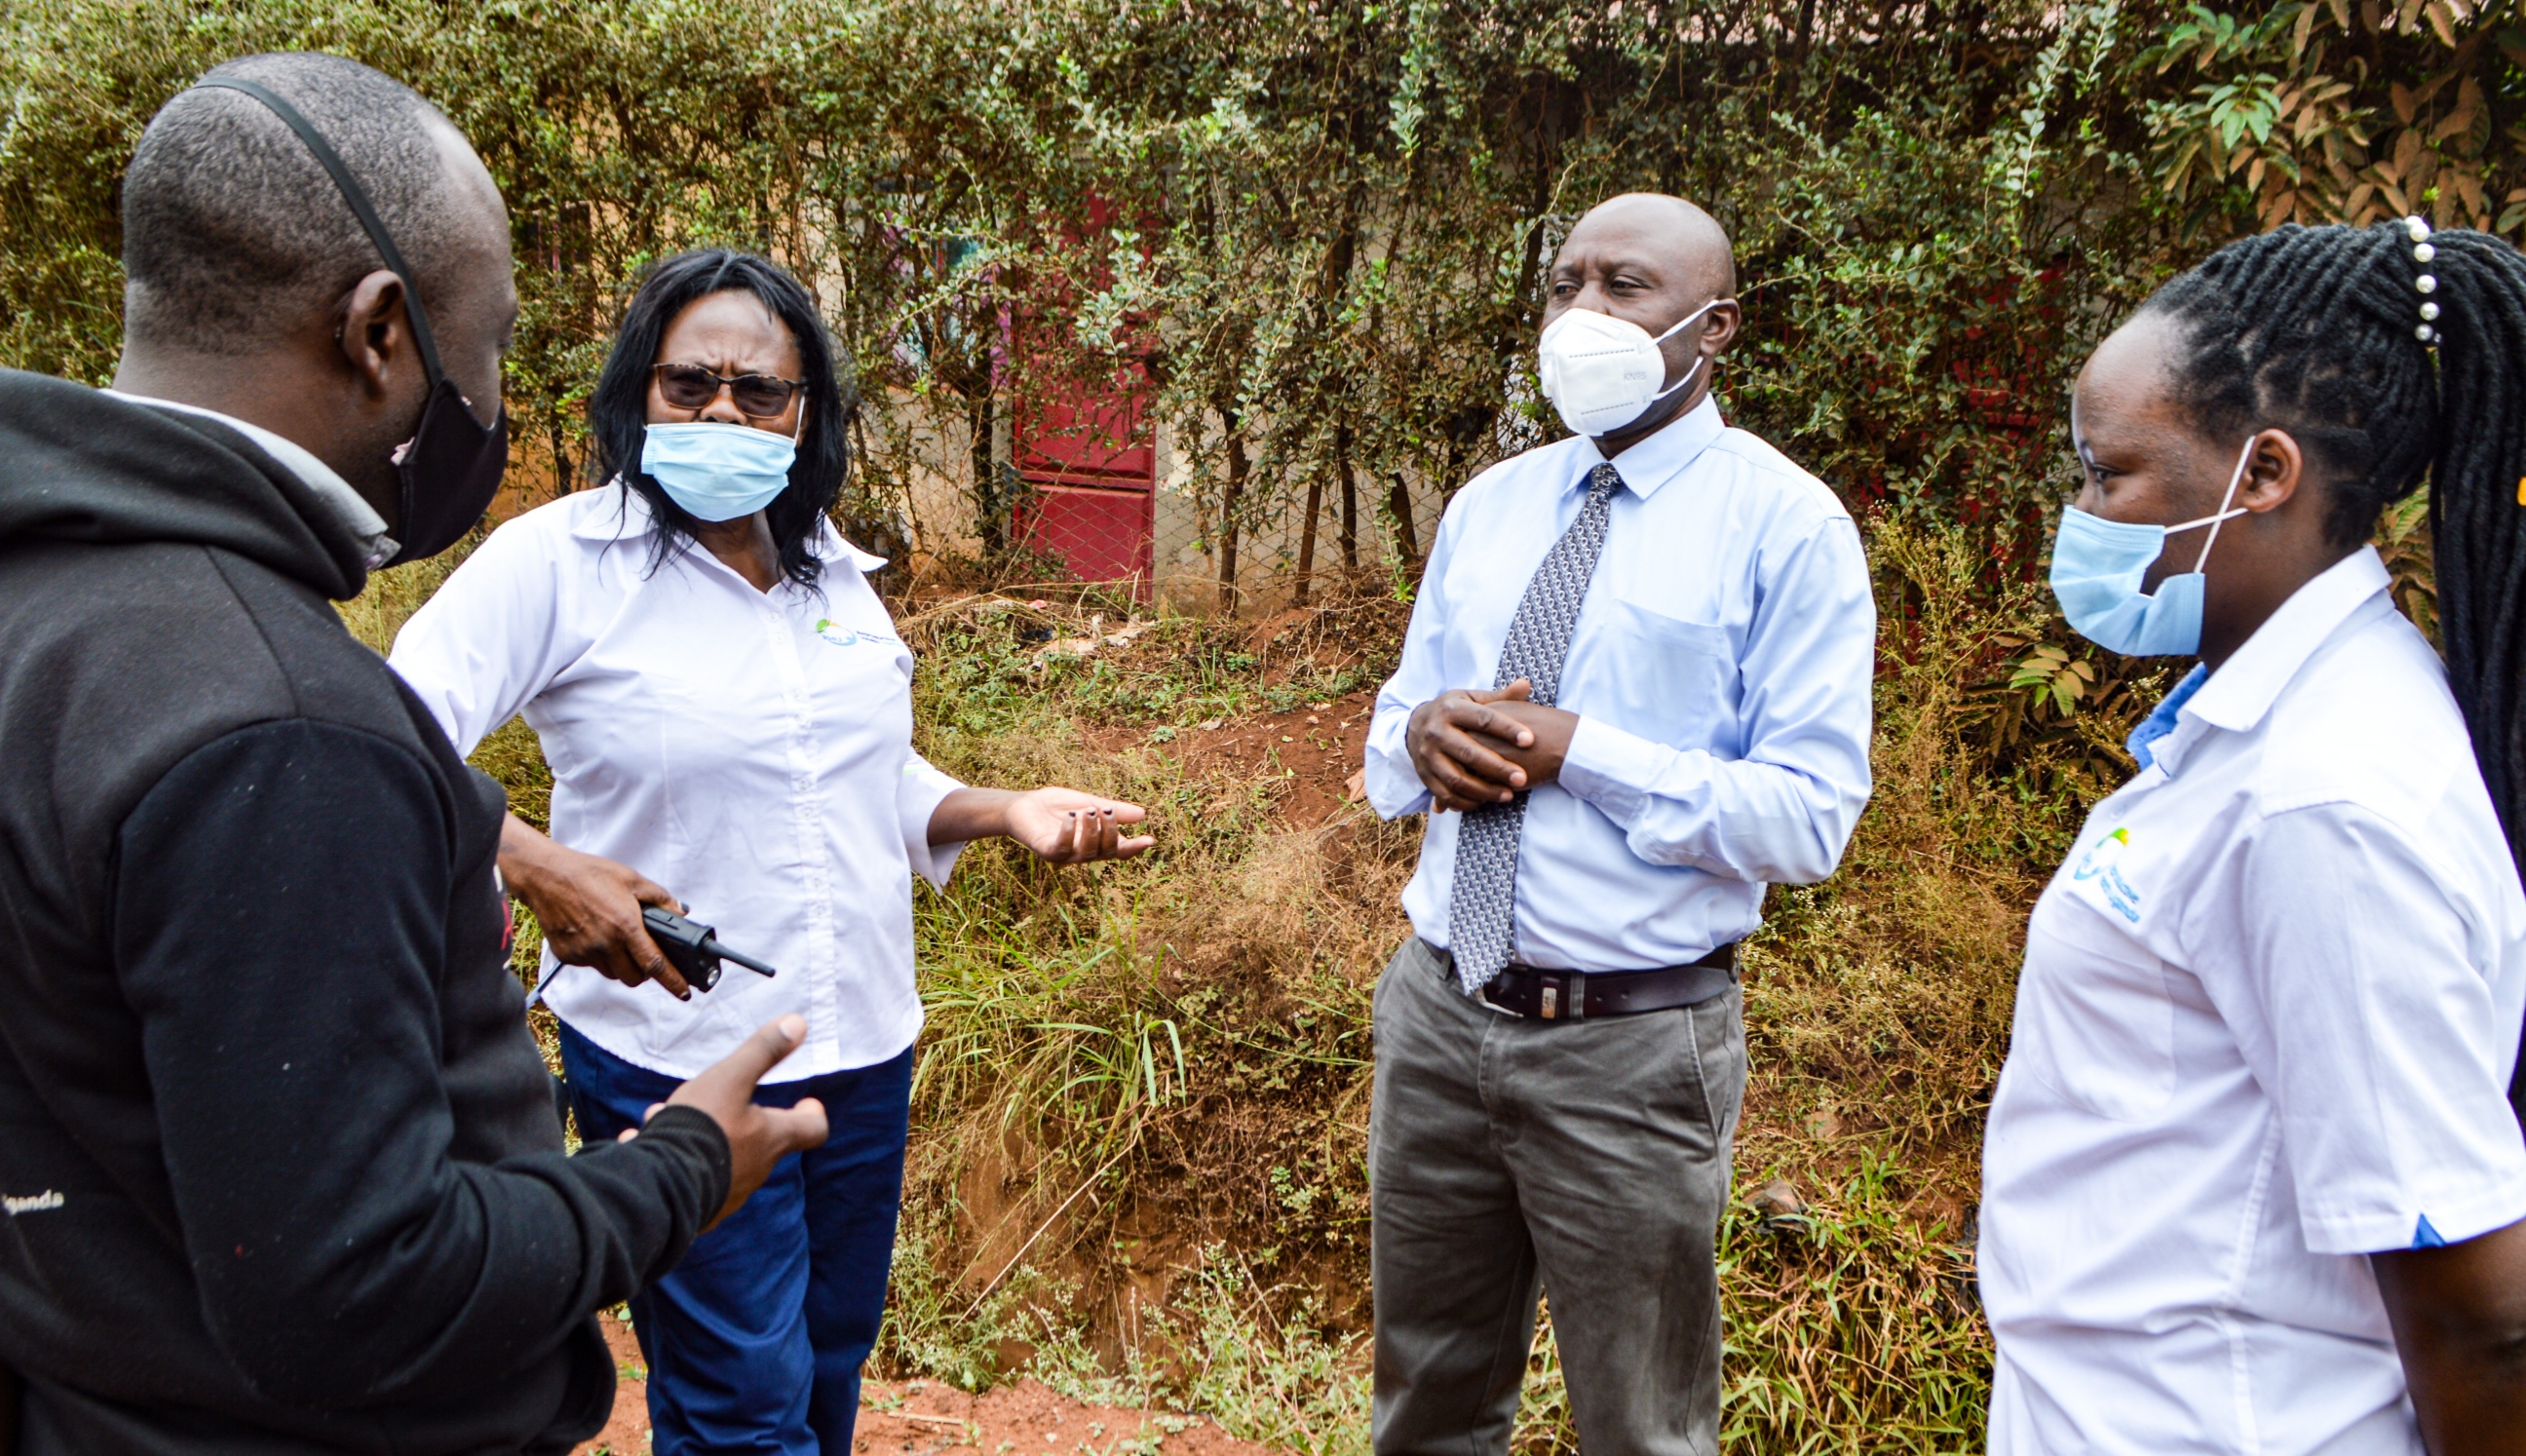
386;520;590;757
1363;498;1469;821
899;750;968;889
2206;801;2526;1254
1555;516;1875;886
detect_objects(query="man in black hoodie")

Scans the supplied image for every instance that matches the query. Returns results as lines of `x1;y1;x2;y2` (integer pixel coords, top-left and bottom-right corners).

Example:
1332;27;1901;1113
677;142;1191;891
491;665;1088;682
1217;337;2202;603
0;53;828;1453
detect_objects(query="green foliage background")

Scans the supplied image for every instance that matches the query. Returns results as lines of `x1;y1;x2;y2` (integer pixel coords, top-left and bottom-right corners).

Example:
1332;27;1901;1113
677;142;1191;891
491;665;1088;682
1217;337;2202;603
8;0;2520;573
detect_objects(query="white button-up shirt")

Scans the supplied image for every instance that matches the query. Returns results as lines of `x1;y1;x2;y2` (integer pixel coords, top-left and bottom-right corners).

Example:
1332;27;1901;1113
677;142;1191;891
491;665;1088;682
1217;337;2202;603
1980;548;2526;1455
388;488;964;1081
1363;397;1875;970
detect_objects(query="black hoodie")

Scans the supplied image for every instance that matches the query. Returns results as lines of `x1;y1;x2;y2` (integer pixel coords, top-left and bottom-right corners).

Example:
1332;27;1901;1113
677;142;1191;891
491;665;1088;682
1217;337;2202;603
0;370;728;1453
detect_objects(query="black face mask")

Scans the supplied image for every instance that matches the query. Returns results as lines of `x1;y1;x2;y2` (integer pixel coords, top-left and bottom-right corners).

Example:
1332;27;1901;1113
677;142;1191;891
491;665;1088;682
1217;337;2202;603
197;77;506;565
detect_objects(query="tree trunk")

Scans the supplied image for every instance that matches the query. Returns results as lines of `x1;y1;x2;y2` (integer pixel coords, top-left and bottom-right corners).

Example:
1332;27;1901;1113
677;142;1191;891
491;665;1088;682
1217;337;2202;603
1219;418;1248;614
972;389;1003;555
1294;468;1324;605
1336;422;1359;570
549;422;576;501
1386;473;1422;568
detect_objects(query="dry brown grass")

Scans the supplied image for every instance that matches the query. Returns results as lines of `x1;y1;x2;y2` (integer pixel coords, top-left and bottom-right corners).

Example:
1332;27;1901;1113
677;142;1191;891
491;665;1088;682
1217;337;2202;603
337;524;2153;1453
875;524;2164;1453
1741;522;2081;1182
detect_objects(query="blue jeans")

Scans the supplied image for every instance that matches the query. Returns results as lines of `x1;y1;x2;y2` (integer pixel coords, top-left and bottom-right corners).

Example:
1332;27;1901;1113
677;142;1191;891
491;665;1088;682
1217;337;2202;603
558;1021;913;1456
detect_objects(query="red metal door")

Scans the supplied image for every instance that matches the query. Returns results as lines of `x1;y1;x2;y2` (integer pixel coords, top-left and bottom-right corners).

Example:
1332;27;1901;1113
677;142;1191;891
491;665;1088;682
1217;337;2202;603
1012;374;1155;594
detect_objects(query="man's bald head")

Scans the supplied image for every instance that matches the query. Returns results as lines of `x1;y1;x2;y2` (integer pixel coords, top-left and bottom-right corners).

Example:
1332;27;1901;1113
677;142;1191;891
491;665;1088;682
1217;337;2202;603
1560;193;1737;298
122;53;507;355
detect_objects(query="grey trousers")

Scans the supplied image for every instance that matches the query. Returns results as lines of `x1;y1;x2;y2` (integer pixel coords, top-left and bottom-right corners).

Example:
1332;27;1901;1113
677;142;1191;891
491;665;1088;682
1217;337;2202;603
1368;938;1746;1456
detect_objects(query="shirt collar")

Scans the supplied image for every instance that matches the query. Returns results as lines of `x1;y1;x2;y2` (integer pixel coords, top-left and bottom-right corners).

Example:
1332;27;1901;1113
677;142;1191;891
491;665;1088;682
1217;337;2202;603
2182;546;2393;737
104;391;399;568
1581;394;1725;500
2127;663;2208;771
817;520;888;574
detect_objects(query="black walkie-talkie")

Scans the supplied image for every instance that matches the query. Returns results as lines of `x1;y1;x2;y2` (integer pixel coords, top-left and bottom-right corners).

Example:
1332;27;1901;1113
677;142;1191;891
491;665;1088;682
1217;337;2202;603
641;907;781;993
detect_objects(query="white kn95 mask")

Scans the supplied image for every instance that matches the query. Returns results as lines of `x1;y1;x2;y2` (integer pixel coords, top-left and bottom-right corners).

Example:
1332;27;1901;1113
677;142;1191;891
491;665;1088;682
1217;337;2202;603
1535;300;1718;438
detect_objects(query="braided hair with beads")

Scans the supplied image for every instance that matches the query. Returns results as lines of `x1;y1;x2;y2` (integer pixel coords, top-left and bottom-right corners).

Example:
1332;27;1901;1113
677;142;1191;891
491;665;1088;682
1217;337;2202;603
2138;218;2526;1110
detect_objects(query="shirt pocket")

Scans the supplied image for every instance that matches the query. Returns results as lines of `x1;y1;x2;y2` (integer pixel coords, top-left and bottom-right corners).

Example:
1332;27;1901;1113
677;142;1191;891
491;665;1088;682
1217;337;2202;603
1575;595;1741;750
2016;890;2180;1122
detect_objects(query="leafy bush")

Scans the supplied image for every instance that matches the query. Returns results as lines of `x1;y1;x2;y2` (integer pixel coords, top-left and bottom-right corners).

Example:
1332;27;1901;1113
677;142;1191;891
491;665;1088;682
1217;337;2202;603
8;0;2517;588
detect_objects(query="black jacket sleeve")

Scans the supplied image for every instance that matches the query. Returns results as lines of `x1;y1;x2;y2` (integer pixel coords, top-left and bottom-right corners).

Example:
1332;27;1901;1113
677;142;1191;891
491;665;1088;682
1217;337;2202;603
110;719;729;1409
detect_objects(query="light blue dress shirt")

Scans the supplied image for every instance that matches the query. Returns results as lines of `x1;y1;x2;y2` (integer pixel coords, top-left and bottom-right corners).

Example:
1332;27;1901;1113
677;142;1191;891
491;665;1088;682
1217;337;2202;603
1363;397;1876;971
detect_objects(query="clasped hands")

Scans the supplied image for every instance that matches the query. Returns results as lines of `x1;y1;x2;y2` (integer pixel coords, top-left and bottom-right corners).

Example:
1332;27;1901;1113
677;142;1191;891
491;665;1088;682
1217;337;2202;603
1404;678;1581;813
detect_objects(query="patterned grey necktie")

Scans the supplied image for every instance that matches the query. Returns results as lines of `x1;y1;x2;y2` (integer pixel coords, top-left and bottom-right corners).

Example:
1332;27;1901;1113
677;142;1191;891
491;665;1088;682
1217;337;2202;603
1445;462;1625;994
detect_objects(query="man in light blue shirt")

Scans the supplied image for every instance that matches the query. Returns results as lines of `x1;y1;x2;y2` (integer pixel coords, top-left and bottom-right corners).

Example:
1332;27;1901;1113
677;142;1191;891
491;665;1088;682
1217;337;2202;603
1361;193;1875;1456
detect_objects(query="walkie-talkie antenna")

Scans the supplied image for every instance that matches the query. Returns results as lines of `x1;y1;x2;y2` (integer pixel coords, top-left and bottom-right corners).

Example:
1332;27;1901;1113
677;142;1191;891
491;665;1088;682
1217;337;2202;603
639;906;779;993
524;906;778;1004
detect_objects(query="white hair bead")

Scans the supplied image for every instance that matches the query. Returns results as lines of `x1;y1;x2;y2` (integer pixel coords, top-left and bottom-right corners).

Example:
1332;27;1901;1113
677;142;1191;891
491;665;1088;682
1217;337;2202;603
2415;242;2436;263
2406;215;2433;241
2422;301;2441;321
2418;324;2438;342
2418;274;2438;294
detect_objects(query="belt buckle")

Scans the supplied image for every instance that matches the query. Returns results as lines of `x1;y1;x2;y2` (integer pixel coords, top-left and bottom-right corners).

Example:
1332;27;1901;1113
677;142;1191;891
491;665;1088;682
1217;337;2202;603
1536;971;1585;1021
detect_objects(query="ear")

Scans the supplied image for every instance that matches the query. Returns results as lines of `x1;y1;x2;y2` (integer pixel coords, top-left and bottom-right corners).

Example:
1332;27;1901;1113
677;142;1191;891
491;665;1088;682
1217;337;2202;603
2237;428;2307;514
1698;298;1744;359
333;268;424;403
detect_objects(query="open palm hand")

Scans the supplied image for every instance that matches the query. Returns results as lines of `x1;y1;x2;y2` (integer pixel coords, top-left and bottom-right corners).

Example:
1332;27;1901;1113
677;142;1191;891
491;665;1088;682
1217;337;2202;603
1004;786;1155;863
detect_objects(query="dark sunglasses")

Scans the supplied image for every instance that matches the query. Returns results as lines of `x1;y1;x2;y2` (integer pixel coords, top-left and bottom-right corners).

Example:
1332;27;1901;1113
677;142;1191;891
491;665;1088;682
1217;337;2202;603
651;363;804;419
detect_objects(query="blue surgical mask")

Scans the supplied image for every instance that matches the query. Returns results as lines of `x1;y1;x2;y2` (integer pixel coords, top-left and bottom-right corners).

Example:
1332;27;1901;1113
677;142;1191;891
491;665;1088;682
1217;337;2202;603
640;422;796;521
2048;438;2254;657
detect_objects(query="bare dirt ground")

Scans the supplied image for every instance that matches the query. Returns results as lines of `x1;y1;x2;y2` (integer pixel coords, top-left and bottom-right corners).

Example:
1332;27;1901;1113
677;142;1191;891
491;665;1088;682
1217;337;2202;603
853;1378;1271;1456
575;1313;648;1455
951;589;1401;830
574;612;1382;1456
1089;687;1380;829
575;1311;1269;1456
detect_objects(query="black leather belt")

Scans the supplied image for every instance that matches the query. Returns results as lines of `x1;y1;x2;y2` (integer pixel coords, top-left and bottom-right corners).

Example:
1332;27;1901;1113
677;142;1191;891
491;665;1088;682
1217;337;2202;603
1427;939;1739;1020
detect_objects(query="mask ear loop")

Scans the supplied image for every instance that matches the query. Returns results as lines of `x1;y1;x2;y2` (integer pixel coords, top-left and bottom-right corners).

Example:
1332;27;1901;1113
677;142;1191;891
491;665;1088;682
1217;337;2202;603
2187;436;2259;573
1642;298;1723;404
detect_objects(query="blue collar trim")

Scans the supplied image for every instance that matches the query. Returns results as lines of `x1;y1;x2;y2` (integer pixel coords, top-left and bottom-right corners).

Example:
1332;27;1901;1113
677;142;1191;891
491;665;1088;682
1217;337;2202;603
2127;664;2209;772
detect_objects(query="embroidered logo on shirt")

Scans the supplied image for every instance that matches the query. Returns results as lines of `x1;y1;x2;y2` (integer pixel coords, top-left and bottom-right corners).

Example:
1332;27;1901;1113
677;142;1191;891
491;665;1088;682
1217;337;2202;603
814;619;898;649
2072;826;2143;923
3;1190;64;1216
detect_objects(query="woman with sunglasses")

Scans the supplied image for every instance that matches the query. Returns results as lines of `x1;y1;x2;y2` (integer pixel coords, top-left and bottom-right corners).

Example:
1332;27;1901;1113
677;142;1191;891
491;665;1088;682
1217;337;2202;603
390;249;1151;1455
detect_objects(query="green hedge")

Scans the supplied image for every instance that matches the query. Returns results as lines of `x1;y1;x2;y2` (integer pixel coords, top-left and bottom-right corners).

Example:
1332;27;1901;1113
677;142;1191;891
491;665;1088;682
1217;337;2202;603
4;0;2518;579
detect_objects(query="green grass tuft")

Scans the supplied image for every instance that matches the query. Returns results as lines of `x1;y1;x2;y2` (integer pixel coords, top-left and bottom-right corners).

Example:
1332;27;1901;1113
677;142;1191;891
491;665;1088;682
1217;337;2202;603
335;521;2165;1452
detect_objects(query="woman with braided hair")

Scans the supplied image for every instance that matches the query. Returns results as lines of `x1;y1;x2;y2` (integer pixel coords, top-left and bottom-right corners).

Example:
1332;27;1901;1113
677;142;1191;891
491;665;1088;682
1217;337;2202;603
1977;218;2526;1455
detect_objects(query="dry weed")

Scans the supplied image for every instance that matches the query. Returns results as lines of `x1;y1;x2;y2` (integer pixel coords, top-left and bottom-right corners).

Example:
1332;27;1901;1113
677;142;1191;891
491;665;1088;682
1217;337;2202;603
334;520;2163;1452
